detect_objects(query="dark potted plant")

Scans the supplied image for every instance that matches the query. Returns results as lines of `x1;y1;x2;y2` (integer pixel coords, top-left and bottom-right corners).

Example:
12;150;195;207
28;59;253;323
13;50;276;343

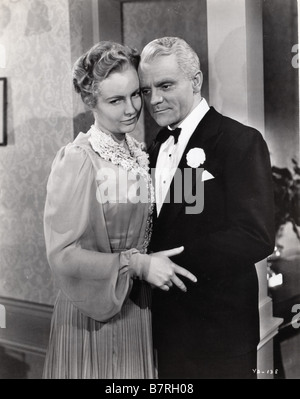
272;158;300;241
267;159;300;287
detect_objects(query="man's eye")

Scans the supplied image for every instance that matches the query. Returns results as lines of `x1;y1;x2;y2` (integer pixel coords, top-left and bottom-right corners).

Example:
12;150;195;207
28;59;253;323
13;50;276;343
142;89;150;96
162;84;171;90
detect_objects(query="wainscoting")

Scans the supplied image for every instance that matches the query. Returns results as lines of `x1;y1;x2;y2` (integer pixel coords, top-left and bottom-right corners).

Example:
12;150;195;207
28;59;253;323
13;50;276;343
0;297;52;379
1;295;298;379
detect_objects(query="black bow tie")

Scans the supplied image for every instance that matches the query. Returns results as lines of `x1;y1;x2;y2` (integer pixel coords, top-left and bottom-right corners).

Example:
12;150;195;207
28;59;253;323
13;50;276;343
156;127;182;144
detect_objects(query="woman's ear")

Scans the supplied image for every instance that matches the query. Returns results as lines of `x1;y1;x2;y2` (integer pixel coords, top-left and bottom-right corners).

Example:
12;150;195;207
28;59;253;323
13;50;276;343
192;71;203;94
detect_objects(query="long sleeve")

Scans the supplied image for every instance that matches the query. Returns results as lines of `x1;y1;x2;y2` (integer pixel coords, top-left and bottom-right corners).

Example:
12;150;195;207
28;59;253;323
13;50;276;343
44;144;132;321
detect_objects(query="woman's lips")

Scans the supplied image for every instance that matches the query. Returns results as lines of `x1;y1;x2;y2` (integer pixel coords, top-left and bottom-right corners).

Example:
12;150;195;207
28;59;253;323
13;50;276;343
121;117;137;124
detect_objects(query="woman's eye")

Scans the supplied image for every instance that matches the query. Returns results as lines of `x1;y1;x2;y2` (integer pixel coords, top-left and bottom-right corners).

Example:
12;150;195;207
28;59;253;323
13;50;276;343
142;89;150;96
110;99;121;105
132;91;141;97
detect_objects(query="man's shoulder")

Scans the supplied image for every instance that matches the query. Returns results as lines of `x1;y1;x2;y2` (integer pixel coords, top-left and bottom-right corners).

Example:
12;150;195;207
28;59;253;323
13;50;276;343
210;107;263;142
202;108;268;160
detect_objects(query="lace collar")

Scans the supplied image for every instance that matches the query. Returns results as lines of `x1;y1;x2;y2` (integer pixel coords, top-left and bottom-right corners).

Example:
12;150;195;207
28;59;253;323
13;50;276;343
88;125;155;254
88;124;150;173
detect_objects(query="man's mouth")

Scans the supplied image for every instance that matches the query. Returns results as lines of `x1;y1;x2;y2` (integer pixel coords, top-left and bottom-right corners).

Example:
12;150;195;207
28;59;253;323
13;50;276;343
153;108;168;114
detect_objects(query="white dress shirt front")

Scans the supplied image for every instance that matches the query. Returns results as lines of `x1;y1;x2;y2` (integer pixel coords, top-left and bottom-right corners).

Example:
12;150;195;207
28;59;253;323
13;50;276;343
155;98;210;215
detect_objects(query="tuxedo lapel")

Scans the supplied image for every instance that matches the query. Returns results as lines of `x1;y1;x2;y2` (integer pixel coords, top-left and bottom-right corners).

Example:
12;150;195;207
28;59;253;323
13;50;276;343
177;107;222;171
157;107;223;223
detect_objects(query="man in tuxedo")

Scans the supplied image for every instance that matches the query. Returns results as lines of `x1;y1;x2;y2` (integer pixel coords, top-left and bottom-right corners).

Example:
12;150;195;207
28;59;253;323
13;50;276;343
138;37;275;379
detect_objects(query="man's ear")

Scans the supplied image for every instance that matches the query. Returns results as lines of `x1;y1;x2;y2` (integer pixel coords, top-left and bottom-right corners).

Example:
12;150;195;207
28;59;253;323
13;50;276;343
192;71;203;94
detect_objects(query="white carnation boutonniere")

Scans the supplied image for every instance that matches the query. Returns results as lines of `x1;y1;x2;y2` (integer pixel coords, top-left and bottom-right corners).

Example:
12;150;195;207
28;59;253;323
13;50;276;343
186;147;215;181
186;147;206;168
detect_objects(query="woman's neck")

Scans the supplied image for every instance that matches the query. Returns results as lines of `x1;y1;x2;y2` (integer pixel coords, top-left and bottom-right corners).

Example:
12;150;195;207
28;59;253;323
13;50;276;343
110;133;126;144
94;122;125;144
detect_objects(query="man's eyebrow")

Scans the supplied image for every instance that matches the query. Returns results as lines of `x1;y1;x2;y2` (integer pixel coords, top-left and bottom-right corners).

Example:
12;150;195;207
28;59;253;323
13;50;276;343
156;79;175;86
141;79;176;89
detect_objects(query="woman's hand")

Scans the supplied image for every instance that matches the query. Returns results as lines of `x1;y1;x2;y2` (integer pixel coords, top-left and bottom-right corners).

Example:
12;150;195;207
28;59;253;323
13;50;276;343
147;246;197;292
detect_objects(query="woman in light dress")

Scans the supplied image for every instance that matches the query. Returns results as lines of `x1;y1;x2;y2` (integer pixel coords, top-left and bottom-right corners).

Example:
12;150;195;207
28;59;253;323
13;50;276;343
43;41;196;379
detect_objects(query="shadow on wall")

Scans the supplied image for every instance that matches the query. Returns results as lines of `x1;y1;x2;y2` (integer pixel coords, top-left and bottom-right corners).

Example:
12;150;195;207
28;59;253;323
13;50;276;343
0;346;30;379
73;111;94;139
212;26;248;125
0;345;45;379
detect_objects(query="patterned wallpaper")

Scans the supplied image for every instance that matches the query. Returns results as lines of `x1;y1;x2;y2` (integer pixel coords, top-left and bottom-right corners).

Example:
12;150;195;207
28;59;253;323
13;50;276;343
0;0;86;304
0;0;208;304
4;0;295;305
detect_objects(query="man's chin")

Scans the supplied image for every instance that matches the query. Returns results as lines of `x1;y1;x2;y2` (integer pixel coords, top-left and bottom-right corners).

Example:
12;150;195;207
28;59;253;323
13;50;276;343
152;114;173;127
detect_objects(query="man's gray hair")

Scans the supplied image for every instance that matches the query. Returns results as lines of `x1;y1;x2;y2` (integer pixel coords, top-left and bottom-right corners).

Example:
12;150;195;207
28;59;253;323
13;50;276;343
140;37;201;79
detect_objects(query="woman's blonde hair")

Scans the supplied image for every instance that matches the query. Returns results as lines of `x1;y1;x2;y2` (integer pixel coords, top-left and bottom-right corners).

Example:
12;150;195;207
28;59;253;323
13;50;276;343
73;41;140;108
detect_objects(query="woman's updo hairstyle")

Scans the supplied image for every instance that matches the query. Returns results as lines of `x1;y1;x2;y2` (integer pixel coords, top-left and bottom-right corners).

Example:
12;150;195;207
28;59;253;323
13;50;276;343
72;41;140;108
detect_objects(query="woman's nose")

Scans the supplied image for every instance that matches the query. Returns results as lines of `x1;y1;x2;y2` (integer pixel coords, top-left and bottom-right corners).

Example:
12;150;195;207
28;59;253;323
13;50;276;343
124;99;136;115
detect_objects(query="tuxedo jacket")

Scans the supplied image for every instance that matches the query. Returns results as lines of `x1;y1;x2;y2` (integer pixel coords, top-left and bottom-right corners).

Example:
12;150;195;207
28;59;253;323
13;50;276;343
148;107;275;369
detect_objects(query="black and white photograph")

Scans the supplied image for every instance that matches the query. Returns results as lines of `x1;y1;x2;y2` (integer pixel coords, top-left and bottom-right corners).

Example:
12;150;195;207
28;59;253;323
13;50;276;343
0;0;299;383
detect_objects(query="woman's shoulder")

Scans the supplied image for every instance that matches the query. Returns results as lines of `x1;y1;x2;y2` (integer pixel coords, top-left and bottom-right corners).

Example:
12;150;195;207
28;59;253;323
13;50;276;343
50;131;95;178
55;130;92;160
72;130;92;147
67;130;93;153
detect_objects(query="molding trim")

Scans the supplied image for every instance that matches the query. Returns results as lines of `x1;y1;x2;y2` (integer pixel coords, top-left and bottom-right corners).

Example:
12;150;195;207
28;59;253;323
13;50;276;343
0;297;53;356
0;295;283;355
258;296;283;350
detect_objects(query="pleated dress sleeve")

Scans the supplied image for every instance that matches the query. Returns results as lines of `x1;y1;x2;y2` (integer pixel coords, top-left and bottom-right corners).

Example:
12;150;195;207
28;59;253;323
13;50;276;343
44;144;134;321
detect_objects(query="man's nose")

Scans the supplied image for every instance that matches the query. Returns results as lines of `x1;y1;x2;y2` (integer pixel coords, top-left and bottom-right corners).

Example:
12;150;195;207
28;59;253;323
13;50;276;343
150;89;163;106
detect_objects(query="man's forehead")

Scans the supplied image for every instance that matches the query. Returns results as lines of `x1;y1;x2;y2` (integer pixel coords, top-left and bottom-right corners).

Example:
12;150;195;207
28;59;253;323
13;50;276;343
140;54;177;68
139;56;181;81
